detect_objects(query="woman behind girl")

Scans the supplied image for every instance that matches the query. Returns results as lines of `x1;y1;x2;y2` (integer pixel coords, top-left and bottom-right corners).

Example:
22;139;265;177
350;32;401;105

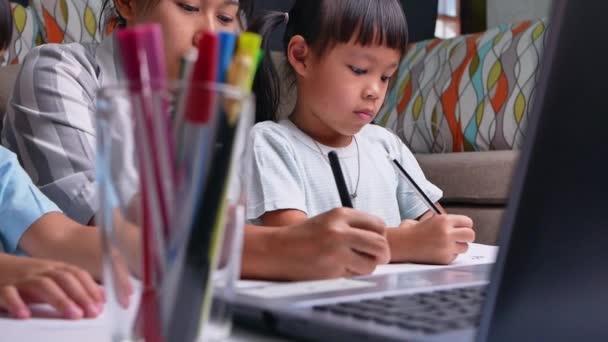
247;0;476;272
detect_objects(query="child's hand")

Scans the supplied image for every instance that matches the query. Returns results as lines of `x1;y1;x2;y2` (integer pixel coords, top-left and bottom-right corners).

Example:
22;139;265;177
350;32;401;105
0;256;104;320
389;215;475;264
271;208;391;280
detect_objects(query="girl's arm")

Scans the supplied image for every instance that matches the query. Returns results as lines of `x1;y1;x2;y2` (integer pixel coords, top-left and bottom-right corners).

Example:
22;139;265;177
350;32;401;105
241;208;391;281
260;209;308;226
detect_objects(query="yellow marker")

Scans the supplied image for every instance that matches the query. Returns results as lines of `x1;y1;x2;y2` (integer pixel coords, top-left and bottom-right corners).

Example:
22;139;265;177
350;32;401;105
227;33;262;90
225;32;262;122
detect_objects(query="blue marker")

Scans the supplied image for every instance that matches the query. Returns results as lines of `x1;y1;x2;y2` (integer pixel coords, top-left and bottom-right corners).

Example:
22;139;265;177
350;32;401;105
217;32;237;83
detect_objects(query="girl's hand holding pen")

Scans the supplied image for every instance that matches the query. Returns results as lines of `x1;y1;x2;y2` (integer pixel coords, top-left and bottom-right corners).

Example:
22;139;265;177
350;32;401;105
388;215;476;264
268;208;391;280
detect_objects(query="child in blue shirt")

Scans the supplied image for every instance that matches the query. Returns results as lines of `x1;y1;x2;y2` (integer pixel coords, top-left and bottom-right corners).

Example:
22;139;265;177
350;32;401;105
0;146;105;319
0;1;113;319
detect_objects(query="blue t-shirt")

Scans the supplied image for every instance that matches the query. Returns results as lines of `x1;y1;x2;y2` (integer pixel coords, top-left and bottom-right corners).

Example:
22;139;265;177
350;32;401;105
0;146;60;253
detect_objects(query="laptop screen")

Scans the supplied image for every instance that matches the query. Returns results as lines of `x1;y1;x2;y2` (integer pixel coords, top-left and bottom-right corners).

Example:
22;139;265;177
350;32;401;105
477;1;608;341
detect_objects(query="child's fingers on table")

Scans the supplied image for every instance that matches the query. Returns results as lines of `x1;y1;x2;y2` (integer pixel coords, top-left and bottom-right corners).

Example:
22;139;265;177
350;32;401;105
64;265;104;304
110;248;134;295
98;285;106;302
19;277;84;320
0;286;31;319
46;269;101;318
110;252;133;308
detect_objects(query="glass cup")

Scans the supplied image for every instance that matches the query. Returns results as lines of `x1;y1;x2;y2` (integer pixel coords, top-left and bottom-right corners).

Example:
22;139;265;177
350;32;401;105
95;82;254;341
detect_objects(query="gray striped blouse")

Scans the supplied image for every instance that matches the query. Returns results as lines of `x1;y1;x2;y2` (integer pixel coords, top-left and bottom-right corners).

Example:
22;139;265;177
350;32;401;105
2;36;122;224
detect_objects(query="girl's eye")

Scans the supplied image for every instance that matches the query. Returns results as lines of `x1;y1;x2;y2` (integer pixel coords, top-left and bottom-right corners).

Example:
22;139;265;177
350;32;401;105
178;2;199;13
217;14;235;24
381;75;392;82
349;65;367;75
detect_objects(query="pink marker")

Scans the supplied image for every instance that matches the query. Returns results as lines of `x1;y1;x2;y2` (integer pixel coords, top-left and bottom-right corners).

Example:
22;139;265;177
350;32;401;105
137;24;177;240
116;26;167;342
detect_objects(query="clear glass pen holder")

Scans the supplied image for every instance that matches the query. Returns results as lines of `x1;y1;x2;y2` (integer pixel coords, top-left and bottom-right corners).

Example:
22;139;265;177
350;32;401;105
95;82;255;342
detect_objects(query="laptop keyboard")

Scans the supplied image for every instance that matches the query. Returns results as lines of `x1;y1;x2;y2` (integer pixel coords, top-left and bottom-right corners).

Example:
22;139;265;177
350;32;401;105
312;286;486;335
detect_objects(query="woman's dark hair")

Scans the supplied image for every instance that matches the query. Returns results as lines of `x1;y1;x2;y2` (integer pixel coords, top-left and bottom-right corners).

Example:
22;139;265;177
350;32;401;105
1;0;13;52
249;0;408;122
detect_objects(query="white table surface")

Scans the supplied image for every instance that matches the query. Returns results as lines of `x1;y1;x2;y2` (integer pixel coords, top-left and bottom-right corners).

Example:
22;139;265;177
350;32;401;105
1;244;497;341
0;311;289;342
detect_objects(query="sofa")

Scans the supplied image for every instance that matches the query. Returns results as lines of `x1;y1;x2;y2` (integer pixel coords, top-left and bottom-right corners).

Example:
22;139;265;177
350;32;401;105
0;0;106;119
0;0;548;245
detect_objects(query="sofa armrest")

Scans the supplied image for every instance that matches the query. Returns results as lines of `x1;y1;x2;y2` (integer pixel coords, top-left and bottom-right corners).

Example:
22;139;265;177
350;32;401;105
415;150;519;205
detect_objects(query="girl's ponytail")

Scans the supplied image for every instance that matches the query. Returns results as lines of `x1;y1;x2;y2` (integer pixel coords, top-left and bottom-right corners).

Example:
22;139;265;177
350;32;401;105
248;11;289;122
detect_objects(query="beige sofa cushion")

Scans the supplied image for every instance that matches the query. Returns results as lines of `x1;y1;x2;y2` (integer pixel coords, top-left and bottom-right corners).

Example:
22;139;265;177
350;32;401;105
0;64;21;116
416;150;518;205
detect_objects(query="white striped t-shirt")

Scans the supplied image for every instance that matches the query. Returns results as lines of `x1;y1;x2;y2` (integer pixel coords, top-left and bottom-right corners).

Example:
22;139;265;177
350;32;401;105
246;120;443;227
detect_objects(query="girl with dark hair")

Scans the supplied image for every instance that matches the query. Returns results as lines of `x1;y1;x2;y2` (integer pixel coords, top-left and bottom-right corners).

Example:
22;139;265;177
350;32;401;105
1;0;392;282
247;0;476;266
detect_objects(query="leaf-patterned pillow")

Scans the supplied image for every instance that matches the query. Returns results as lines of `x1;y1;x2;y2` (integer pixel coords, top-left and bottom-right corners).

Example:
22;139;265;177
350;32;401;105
377;19;550;153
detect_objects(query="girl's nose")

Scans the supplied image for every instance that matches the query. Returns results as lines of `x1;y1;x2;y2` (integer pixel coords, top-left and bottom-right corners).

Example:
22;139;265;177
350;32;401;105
364;84;380;100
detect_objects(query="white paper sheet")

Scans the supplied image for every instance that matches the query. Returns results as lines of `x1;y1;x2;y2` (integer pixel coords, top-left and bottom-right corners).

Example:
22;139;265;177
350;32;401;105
237;243;498;290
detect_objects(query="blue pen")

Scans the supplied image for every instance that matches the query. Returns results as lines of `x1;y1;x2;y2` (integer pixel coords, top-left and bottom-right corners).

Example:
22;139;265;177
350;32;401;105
217;32;237;83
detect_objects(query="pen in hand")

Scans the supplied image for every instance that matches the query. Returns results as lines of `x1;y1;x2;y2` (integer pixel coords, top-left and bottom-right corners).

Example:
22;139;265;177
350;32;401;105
328;151;354;208
391;158;441;215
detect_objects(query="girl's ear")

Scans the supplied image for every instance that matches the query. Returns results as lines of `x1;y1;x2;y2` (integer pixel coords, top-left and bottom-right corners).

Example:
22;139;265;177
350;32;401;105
113;0;137;22
287;35;311;77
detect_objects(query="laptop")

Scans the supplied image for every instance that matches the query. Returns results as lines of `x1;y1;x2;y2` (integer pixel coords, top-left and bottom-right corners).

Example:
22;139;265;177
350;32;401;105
232;0;608;340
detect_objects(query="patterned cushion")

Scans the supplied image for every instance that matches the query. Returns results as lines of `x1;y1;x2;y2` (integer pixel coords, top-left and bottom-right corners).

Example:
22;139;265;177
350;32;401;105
377;19;550;153
32;0;104;44
0;3;42;66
